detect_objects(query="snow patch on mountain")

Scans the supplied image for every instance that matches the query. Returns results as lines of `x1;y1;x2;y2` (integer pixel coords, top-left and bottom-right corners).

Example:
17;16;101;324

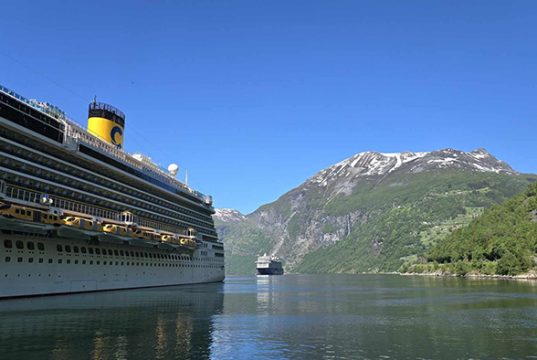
308;148;516;188
213;208;246;222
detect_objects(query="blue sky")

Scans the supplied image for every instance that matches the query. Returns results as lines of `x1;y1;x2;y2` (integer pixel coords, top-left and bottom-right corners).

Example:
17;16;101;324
1;1;536;214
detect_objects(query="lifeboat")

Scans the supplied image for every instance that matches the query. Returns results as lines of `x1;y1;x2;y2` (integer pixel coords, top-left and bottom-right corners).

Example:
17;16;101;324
1;203;31;221
160;232;176;242
41;212;62;226
64;216;100;231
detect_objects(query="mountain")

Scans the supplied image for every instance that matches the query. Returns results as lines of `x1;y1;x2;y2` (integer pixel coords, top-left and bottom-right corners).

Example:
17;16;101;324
410;181;537;276
215;148;537;275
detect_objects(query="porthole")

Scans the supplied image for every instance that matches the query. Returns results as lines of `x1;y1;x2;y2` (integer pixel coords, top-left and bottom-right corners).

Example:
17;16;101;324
37;243;44;251
73;246;79;254
65;245;71;253
4;240;12;249
57;244;63;252
27;242;35;250
5;256;10;262
16;241;23;250
81;247;87;254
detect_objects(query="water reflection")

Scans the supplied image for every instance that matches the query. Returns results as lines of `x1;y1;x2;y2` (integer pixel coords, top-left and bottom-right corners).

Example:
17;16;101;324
2;276;537;359
0;284;223;360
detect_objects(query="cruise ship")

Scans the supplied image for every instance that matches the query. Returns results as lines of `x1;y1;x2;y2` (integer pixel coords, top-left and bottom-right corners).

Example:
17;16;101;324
256;254;283;275
0;84;225;298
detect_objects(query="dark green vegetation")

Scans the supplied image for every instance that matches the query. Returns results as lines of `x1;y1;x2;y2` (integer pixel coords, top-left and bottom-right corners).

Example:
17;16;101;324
295;171;536;274
408;181;537;276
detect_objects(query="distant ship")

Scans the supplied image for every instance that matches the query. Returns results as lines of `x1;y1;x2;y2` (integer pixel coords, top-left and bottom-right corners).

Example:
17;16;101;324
0;84;225;298
256;253;283;275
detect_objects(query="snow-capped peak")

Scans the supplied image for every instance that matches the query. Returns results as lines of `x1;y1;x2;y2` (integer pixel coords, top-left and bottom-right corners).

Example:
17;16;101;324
308;148;516;188
213;208;246;222
310;151;428;186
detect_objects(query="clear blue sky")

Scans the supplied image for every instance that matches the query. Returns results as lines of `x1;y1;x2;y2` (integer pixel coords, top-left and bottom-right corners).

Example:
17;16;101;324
2;1;536;214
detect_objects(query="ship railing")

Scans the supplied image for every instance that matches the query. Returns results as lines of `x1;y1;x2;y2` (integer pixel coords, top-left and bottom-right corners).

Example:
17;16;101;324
2;184;190;235
4;185;118;219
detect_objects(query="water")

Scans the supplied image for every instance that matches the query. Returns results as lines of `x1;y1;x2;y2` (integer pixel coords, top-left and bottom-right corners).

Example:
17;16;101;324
0;274;536;359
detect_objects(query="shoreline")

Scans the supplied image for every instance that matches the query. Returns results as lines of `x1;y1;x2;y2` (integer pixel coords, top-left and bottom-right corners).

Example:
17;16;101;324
400;271;537;280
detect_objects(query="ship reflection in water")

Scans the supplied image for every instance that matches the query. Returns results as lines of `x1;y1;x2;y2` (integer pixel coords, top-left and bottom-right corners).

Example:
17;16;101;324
0;283;223;360
2;275;537;359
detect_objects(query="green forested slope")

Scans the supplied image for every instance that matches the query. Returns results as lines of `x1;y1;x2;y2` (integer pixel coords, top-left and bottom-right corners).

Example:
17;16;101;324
409;181;537;276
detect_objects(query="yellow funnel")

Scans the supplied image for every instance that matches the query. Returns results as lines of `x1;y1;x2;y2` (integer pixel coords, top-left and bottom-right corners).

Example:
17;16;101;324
88;101;125;148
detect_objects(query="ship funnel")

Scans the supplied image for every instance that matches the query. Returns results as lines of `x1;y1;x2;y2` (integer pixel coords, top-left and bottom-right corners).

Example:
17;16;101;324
88;101;126;149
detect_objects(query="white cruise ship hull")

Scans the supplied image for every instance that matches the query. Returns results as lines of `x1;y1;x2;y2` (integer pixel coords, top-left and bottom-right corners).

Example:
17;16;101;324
0;232;225;298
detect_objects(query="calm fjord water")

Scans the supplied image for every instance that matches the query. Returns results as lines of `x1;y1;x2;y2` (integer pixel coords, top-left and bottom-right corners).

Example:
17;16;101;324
0;274;536;360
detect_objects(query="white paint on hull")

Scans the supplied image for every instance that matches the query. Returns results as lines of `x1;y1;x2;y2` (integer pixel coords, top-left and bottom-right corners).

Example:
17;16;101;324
0;232;225;298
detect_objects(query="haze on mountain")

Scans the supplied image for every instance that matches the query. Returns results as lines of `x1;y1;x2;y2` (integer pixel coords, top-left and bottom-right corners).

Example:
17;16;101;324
214;148;537;275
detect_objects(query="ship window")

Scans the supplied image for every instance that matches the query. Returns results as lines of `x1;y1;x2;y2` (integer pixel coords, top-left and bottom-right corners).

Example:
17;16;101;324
3;240;12;248
66;259;70;264
38;258;43;263
114;250;119;256
74;260;78;264
48;259;53;264
28;258;33;263
103;261;107;265
73;246;79;253
15;209;20;214
130;251;134;257
17;257;22;262
120;250;124;256
27;242;35;250
95;248;101;255
81;247;87;254
65;245;71;253
96;261;100;265
89;260;93;265
5;256;10;262
37;243;44;251
57;244;63;252
88;247;94;254
16;241;24;250
144;252;148;258
82;260;86;264
108;249;113;256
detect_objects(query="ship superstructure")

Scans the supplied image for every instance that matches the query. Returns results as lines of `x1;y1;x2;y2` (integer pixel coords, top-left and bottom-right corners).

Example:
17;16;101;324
0;84;224;298
256;254;283;275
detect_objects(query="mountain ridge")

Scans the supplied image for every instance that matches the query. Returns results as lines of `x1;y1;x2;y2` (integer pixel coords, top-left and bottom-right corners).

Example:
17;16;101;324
215;148;535;275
